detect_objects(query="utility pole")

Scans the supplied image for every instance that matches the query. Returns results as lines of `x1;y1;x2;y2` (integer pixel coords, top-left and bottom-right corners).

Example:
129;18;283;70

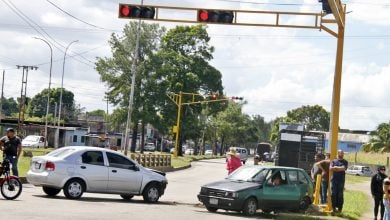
34;37;53;148
123;0;144;156
16;65;38;136
56;40;78;148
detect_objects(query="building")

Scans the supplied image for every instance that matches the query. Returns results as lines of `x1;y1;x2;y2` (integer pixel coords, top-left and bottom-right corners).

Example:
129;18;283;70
324;130;371;153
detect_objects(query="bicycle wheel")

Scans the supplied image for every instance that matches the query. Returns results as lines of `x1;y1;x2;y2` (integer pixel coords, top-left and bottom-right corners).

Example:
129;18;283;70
0;178;23;200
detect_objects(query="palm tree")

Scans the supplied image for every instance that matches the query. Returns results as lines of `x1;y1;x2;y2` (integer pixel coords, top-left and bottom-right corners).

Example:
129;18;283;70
362;121;390;152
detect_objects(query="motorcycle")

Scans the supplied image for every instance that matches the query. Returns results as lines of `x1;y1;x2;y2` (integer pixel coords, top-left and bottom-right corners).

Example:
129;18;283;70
0;159;22;200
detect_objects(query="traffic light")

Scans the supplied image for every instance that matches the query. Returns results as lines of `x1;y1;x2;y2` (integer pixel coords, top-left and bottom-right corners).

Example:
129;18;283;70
198;10;234;24
231;96;244;101
318;0;332;14
119;4;156;19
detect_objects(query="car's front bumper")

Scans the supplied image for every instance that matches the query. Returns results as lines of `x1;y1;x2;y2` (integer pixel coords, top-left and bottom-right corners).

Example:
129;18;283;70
197;194;243;211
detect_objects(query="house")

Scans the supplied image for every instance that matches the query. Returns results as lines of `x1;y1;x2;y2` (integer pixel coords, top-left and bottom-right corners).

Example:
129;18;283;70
324;131;371;153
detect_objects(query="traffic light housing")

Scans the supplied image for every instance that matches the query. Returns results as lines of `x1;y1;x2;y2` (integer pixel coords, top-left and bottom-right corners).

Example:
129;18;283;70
231;96;244;101
198;10;234;24
119;4;156;19
318;0;332;14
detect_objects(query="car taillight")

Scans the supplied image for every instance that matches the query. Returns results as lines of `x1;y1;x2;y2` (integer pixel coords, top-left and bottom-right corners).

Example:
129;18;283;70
45;161;55;171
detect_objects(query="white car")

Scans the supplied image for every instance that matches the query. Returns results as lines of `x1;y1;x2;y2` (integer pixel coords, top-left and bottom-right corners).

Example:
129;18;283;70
144;143;156;151
205;150;213;156
27;146;168;202
346;165;372;177
185;148;194;155
22;135;46;148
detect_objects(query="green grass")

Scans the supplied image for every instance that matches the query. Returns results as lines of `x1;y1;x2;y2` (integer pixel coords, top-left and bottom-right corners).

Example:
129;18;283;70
338;190;368;220
345;174;371;184
171;155;224;168
344;152;390;165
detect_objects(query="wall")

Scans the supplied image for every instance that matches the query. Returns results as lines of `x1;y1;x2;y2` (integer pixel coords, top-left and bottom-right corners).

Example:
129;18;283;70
64;129;88;146
324;140;364;153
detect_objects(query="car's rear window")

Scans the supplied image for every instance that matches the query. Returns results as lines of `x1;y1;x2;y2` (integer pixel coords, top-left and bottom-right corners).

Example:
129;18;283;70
46;148;76;158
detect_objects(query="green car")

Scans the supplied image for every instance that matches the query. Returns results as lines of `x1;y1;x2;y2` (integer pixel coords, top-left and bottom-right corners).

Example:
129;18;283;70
197;165;314;216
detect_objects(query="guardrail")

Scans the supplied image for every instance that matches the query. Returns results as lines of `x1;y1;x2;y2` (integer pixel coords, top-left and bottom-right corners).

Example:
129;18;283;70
130;153;172;168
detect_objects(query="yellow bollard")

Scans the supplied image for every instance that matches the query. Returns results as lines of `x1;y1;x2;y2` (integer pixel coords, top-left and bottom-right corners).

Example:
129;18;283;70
314;174;322;205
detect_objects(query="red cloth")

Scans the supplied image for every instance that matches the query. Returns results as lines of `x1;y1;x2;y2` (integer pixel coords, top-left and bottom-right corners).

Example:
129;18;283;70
227;156;242;174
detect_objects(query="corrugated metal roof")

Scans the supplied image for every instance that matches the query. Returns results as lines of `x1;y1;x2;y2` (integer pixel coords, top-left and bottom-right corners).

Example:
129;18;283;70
325;132;371;143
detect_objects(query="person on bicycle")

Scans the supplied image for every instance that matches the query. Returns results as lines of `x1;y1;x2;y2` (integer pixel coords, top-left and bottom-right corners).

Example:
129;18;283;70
0;128;22;176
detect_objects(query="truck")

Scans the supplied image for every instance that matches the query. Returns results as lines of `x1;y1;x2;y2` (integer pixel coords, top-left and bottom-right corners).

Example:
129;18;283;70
256;142;272;161
275;129;325;174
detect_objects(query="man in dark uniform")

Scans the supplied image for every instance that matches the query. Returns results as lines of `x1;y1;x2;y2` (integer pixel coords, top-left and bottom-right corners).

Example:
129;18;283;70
371;166;387;220
330;150;348;213
0;128;22;176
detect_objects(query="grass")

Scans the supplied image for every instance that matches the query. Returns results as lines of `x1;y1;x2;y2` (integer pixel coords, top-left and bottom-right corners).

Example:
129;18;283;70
344;152;390;166
345;174;371;184
338;190;368;220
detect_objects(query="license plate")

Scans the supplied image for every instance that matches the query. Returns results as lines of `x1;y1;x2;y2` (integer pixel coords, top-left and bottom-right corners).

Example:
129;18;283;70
209;198;218;205
35;163;41;169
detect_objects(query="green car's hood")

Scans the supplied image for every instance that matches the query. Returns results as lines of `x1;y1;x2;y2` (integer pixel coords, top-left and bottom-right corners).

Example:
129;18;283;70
203;179;261;192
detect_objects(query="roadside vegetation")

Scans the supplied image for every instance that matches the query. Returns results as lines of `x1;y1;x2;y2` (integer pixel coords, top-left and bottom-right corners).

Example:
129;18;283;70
345;152;390;165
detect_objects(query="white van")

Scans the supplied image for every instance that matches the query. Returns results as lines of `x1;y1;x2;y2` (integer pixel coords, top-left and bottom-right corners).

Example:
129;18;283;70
236;147;249;164
22;135;46;148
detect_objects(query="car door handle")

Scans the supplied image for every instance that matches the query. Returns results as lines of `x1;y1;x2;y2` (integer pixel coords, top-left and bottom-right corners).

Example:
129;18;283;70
112;170;117;173
80;166;86;169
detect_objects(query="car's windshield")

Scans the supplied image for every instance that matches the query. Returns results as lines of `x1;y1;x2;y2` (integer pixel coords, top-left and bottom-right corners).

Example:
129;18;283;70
227;166;267;182
24;136;39;142
46;148;76;158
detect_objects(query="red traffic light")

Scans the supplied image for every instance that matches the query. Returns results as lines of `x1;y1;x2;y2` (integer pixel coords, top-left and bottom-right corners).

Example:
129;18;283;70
197;10;234;24
119;4;156;19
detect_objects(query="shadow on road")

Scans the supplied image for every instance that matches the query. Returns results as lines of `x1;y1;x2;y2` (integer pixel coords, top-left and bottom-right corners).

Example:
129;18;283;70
193;209;276;219
32;194;176;206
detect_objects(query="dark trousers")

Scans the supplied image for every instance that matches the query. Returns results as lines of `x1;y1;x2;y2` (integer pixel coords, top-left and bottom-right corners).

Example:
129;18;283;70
331;181;345;211
321;180;328;204
374;196;384;219
5;155;18;177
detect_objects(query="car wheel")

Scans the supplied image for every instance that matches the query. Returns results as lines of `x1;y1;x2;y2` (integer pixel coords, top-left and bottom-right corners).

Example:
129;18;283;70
356;174;360;176
206;206;218;212
63;179;85;200
42;186;61;197
242;160;246;165
120;194;134;200
299;196;311;211
143;183;160;203
262;209;272;214
242;197;257;216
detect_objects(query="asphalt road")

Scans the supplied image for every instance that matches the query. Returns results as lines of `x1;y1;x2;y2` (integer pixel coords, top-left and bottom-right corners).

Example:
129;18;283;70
1;158;260;220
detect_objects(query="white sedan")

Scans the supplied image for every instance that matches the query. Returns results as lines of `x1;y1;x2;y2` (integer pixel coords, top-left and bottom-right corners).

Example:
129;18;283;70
27;146;168;202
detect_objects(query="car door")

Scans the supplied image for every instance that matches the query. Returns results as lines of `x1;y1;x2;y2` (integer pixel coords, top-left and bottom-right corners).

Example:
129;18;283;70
285;170;303;205
76;151;109;192
106;152;143;194
262;170;292;208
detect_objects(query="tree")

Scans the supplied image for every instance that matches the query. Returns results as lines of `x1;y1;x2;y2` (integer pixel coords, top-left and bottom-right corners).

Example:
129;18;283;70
286;105;330;131
1;97;18;116
87;109;106;117
362;121;390;152
143;25;225;156
96;22;166;152
28;88;76;122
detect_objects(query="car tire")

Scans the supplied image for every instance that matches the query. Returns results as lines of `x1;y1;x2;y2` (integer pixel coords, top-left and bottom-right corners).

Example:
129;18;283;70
242;160;246;165
142;183;160;203
206;206;218;213
242;197;257;216
262;209;272;214
42;186;61;197
120;194;134;200
299;196;311;211
63;179;85;200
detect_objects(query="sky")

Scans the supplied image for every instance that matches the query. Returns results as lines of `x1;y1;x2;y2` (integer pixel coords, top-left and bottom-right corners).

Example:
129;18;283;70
0;0;389;131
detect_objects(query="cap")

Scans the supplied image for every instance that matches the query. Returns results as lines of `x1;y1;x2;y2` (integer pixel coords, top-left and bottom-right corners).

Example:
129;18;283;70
6;128;15;133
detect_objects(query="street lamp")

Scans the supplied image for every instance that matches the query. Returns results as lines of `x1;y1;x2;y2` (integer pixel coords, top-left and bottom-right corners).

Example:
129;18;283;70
33;37;53;148
55;40;78;148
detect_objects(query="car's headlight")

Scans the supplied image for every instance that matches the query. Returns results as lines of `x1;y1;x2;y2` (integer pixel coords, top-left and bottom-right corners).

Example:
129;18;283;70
225;191;238;198
200;187;208;194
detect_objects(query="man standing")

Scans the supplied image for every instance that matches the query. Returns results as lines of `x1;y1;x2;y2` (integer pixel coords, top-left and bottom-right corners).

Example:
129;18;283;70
330;150;348;213
311;153;323;188
371;166;387;220
0;128;22;176
316;153;331;204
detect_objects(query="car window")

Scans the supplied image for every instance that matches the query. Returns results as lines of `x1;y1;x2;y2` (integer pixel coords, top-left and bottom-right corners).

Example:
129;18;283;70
266;170;287;186
252;169;269;182
242;149;247;154
82;151;105;166
287;170;299;184
362;167;370;172
298;171;310;184
107;152;135;169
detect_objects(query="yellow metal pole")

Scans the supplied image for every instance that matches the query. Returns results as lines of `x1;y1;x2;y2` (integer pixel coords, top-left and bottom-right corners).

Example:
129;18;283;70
174;91;183;159
326;5;346;212
314;174;322;205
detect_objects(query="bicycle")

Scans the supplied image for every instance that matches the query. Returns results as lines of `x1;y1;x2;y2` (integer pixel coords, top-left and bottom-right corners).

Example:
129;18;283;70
0;159;22;200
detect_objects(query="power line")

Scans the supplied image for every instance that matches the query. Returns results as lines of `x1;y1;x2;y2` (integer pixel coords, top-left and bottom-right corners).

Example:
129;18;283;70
45;0;117;32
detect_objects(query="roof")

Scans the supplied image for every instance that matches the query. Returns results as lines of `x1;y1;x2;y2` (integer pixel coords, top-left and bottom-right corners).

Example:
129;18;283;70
325;132;371;143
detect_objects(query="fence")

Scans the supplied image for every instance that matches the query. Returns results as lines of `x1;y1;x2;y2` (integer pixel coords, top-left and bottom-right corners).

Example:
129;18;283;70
130;153;172;169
